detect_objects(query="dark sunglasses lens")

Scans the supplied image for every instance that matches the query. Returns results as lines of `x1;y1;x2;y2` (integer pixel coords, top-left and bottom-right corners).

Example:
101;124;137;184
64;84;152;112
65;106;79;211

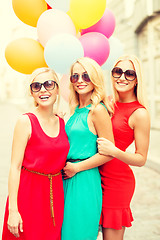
70;74;79;83
112;68;123;78
30;82;41;92
82;73;90;82
44;80;55;90
125;70;136;80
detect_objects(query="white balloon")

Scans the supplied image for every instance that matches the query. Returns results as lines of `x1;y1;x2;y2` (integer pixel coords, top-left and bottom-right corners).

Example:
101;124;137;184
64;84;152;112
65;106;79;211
44;33;84;74
45;0;70;12
102;37;124;70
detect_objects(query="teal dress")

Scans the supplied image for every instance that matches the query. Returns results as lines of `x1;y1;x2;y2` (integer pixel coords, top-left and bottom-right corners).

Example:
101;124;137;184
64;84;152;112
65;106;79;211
62;105;102;240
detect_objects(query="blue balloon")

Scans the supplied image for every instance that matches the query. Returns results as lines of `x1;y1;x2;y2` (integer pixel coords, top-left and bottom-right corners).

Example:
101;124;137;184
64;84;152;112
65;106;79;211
102;36;124;70
44;33;84;74
46;0;70;12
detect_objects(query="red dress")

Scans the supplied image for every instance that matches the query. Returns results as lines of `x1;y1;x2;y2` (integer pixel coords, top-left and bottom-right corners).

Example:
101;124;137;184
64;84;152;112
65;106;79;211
99;101;144;229
2;113;69;240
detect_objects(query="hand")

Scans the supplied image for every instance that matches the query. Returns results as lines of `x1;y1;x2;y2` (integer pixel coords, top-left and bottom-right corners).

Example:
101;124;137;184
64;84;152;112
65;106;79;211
63;162;78;179
97;137;116;157
7;210;23;238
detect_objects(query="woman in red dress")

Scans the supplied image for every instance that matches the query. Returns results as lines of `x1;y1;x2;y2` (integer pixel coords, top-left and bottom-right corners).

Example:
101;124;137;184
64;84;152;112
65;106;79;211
2;67;69;240
97;55;150;239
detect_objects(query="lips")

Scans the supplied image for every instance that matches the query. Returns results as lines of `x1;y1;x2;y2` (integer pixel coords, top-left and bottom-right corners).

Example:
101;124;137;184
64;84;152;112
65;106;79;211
77;85;87;89
116;81;128;86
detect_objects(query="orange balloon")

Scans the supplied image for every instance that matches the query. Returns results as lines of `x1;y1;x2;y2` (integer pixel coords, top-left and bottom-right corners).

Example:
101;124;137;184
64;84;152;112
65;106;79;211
5;38;48;74
12;0;47;27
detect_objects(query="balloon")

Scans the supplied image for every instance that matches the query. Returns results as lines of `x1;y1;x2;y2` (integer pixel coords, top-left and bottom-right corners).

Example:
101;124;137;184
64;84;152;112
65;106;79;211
81;8;116;39
69;0;106;29
12;0;47;27
79;32;110;66
45;0;70;12
37;9;76;46
67;10;81;34
60;74;70;102
44;33;84;74
102;37;124;70
47;3;52;9
5;38;47;74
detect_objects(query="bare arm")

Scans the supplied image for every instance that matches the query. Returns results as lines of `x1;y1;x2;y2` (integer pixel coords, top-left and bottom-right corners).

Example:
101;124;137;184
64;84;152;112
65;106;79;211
98;108;150;167
63;104;114;177
7;115;31;237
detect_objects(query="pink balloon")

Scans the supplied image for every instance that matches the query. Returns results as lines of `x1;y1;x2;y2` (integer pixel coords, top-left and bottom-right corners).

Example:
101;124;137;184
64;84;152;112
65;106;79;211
79;32;110;66
60;74;70;102
37;9;76;46
81;8;116;39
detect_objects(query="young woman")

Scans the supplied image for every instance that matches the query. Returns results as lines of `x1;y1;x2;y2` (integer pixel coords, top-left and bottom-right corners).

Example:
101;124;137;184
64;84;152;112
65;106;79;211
64;55;150;240
61;57;114;240
2;67;69;240
97;55;150;240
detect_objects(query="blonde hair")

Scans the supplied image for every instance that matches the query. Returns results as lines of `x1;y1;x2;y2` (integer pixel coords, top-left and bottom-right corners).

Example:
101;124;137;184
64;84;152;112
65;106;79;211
29;67;60;108
69;57;114;115
111;55;148;109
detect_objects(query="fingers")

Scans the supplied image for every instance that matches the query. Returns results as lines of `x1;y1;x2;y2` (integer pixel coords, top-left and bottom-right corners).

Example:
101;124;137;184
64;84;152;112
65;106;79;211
19;221;23;233
8;225;20;238
97;137;106;142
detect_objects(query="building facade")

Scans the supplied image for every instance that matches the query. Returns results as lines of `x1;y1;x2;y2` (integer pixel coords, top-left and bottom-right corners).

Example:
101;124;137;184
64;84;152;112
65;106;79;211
108;0;160;129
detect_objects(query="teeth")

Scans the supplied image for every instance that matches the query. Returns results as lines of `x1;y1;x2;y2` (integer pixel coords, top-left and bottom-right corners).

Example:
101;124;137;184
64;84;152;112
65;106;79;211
117;82;128;86
40;96;49;99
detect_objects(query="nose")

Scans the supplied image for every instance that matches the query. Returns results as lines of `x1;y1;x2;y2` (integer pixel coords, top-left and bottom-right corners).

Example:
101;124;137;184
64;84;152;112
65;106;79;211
40;84;46;91
119;72;126;80
77;75;83;83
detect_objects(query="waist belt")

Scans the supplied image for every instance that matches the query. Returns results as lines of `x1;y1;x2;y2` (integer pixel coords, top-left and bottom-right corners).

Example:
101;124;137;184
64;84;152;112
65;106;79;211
67;158;88;162
22;166;61;226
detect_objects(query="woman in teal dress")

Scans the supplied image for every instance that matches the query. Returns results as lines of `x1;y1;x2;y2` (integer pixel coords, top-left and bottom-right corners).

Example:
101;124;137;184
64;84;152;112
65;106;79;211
62;57;114;240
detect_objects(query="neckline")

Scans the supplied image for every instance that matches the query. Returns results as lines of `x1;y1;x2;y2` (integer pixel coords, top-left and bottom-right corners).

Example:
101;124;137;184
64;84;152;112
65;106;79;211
116;100;138;104
29;113;61;139
75;104;91;112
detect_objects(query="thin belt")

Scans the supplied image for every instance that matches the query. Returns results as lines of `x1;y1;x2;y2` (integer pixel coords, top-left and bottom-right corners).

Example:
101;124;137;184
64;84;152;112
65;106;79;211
67;158;88;162
22;166;61;226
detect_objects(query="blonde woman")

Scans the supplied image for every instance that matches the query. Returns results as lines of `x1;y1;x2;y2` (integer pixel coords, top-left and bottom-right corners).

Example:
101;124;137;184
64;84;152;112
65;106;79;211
2;68;69;240
61;57;114;240
97;55;150;240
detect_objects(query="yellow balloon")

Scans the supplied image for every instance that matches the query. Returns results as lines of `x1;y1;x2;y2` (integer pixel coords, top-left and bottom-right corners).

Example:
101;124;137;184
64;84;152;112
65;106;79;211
69;0;106;29
67;10;80;33
12;0;47;27
5;38;48;74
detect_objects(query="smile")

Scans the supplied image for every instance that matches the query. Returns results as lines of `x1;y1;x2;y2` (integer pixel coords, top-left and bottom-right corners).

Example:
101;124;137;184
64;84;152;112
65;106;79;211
39;95;50;100
77;85;87;89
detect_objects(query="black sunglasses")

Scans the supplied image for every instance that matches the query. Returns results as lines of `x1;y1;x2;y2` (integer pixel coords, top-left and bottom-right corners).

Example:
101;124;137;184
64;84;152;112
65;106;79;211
30;80;57;92
112;67;137;81
70;72;91;83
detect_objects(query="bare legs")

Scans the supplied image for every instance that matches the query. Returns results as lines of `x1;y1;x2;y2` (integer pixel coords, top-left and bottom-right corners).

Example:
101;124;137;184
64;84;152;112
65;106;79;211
102;227;125;240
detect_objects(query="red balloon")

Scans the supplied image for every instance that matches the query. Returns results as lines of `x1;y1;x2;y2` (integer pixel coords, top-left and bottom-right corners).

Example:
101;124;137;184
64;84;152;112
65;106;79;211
47;3;52;9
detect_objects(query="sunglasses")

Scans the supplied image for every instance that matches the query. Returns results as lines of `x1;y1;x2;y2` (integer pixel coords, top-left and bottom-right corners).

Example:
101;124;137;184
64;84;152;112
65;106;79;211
70;72;91;83
30;80;57;92
112;67;137;81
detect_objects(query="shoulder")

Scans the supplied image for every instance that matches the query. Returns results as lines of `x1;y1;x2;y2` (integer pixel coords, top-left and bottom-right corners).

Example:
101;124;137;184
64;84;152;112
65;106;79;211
131;108;150;129
133;108;150;121
92;103;110;123
92;103;108;116
14;114;31;131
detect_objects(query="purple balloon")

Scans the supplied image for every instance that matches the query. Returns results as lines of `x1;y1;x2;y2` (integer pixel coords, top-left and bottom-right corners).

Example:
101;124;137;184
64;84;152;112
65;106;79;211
81;8;116;39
